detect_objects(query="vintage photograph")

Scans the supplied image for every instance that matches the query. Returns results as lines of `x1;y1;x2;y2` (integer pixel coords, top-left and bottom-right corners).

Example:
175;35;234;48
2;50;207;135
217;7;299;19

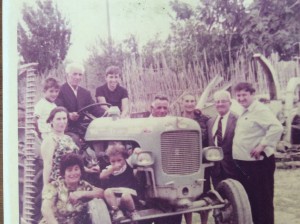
4;0;300;223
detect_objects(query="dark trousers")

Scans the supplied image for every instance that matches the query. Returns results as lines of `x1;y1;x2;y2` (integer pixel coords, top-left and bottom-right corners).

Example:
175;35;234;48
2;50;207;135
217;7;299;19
235;155;275;224
211;165;239;188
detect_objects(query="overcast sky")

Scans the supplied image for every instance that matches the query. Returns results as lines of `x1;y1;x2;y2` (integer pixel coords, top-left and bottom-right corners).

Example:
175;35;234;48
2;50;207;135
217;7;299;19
59;0;195;62
18;0;252;63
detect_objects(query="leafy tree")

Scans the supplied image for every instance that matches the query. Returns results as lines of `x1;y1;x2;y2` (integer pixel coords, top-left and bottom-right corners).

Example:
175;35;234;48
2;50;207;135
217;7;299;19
170;0;194;20
122;34;140;59
85;34;142;91
141;36;165;69
198;0;246;56
18;0;71;75
241;0;300;60
85;39;125;91
168;0;247;76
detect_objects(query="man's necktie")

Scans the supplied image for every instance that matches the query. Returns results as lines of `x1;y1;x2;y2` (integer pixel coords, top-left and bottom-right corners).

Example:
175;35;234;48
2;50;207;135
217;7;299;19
216;116;223;146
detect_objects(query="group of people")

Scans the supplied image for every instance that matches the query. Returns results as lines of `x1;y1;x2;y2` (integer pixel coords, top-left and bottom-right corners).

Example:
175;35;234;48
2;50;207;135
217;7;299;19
181;84;283;224
33;61;283;224
34;63;136;224
147;84;283;224
38;110;141;223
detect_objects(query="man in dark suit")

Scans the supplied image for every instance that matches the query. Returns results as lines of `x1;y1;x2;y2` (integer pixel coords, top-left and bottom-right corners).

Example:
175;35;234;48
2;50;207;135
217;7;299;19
207;90;239;188
56;62;104;137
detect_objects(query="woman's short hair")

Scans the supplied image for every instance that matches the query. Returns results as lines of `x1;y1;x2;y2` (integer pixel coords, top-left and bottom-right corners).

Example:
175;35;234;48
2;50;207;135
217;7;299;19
234;82;256;94
46;106;68;124
60;153;85;177
106;142;128;159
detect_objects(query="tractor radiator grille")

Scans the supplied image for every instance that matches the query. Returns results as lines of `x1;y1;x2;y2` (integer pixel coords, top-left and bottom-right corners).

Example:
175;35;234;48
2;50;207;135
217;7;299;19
161;131;200;175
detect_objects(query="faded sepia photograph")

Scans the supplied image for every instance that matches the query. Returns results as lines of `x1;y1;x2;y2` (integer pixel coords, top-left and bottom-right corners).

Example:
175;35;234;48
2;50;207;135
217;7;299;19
3;0;300;223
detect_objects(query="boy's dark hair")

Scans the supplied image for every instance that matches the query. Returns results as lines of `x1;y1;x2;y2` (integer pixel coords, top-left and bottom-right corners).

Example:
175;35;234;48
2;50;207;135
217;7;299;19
105;66;121;77
60;153;85;177
43;77;60;91
234;82;256;94
46;106;68;124
106;142;128;159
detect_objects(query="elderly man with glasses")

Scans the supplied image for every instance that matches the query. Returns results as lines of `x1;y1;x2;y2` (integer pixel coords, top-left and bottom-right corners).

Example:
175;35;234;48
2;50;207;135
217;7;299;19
207;90;240;188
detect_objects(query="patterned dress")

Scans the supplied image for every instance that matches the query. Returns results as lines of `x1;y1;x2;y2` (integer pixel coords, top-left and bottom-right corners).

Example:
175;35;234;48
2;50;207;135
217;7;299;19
49;134;79;182
39;179;94;224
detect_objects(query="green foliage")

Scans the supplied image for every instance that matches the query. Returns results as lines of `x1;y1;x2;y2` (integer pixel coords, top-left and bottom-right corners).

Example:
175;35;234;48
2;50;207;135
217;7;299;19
85;39;125;91
166;0;247;78
165;0;300;78
141;35;165;69
18;0;71;75
170;0;194;20
241;0;300;60
86;0;300;88
123;34;140;59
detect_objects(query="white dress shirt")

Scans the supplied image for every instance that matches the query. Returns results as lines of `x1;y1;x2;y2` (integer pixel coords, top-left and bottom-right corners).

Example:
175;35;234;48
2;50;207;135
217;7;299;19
68;82;78;97
212;111;230;146
34;98;57;139
233;100;283;161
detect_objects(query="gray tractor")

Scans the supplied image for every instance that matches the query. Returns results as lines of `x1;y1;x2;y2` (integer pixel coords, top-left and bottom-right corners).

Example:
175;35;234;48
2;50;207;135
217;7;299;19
79;106;253;224
19;63;252;224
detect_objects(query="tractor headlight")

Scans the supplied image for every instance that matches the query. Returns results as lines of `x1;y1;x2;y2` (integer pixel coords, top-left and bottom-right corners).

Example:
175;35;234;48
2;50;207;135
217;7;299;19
137;152;154;166
130;151;154;166
203;146;224;162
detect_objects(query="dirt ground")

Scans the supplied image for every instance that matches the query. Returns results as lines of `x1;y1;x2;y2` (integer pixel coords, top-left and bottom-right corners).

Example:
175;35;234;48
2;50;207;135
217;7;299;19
186;168;300;224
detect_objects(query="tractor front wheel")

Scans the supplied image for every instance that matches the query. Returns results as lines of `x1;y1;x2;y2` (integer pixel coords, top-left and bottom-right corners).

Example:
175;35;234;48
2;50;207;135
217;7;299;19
214;179;252;224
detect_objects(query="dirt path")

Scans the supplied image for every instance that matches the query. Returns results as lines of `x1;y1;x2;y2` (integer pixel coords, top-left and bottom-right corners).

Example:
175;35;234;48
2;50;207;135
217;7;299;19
274;169;300;224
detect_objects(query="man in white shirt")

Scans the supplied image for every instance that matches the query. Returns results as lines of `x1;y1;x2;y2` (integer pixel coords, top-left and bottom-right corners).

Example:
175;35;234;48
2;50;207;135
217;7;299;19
233;82;283;224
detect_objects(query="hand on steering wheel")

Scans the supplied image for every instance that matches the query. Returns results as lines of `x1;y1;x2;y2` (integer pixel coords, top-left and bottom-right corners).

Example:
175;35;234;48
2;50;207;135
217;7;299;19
77;102;112;121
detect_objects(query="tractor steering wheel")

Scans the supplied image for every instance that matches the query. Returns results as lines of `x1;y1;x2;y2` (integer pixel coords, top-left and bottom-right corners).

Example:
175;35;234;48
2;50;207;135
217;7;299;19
77;102;112;121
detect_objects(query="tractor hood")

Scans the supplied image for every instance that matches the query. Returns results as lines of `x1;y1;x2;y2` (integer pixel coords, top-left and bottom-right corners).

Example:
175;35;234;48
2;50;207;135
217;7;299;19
85;116;201;141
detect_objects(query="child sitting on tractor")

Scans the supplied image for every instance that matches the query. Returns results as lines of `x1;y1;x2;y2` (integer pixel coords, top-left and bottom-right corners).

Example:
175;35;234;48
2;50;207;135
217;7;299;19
99;142;140;222
34;77;60;139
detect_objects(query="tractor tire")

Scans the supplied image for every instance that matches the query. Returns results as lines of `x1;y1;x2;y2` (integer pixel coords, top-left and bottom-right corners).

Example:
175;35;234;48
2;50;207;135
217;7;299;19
88;198;112;224
214;179;252;224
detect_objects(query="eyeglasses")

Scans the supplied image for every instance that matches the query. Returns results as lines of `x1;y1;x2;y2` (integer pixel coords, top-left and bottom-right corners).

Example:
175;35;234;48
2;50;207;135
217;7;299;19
156;106;168;110
214;100;230;104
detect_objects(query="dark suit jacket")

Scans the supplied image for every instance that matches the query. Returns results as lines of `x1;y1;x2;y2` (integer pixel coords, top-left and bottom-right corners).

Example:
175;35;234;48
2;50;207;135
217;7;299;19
207;112;238;183
55;83;103;132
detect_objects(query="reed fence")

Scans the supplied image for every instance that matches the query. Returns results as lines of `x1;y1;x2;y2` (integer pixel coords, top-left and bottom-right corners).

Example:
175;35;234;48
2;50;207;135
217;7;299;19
18;53;300;116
